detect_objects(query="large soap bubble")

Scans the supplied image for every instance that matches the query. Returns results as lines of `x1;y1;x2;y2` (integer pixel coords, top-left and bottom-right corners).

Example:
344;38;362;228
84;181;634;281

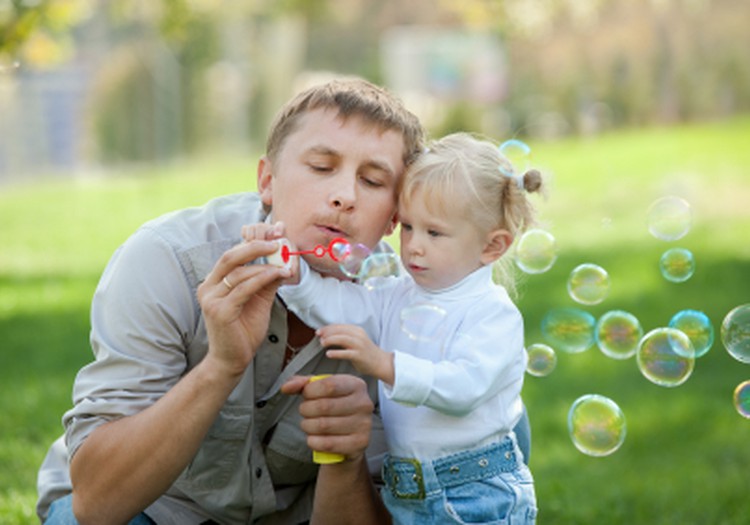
660;248;695;283
647;196;692;241
542;308;596;354
568;394;627;457
637;328;695;387
568;263;610;305
596;310;643;360
721;304;750;364
668;309;714;358
514;229;557;274
733;380;750;419
525;343;557;377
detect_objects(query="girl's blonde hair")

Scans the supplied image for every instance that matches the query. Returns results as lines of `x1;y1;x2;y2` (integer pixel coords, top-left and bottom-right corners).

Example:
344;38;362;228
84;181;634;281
399;132;544;294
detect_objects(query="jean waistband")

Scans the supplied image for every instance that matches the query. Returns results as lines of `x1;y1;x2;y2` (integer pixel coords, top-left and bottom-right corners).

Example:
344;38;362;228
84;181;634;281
382;435;520;500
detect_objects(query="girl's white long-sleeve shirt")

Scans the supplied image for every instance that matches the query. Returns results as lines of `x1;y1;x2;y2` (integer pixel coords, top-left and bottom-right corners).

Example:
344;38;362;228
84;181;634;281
279;263;527;460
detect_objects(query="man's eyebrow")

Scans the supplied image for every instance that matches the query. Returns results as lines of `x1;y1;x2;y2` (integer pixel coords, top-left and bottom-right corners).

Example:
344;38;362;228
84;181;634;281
305;145;340;157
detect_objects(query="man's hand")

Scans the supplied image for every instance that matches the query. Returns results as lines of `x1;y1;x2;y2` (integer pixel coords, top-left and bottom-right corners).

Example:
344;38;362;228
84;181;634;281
197;238;291;378
317;325;395;385
281;374;374;462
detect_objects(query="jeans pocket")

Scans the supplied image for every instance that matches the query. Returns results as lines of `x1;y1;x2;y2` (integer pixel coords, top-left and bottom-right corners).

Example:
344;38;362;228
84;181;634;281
443;475;513;524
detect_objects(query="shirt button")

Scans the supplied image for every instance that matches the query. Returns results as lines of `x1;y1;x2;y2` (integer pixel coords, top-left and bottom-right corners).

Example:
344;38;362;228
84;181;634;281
255;467;263;478
256;400;267;409
268;334;279;343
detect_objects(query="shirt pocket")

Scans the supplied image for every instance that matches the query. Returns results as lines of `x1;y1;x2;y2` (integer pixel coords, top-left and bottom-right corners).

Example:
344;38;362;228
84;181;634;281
182;404;253;490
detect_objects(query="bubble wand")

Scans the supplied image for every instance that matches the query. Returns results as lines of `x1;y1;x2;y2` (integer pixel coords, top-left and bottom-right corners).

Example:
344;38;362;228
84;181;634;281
267;237;350;268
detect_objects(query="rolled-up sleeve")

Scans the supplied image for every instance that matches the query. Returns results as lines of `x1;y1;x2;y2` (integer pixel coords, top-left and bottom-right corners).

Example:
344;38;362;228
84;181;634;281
64;226;199;458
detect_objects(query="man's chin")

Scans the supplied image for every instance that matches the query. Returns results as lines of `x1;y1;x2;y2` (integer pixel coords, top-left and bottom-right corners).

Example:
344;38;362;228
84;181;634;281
304;255;353;282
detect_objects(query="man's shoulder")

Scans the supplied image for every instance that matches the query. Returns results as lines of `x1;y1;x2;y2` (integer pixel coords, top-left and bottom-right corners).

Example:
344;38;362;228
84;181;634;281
142;192;266;246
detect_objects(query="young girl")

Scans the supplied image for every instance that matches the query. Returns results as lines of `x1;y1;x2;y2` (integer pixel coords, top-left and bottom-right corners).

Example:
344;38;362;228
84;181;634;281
276;132;541;524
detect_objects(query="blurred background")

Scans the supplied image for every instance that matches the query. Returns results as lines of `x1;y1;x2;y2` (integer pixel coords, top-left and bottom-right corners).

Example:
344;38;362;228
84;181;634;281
2;1;749;523
1;0;749;178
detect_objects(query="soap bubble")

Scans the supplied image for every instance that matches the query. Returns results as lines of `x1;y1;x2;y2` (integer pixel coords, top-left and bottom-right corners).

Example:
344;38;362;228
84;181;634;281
637;328;695;387
400;303;448;342
659;248;695;283
542;307;596;354
498;139;531;177
668;309;714;358
334;243;371;278
721;304;750;364
596;310;643;360
647;196;692;241
568;263;610;305
359;253;402;290
515;229;557;274
733;380;750;419
526;343;557;377
568;394;627;457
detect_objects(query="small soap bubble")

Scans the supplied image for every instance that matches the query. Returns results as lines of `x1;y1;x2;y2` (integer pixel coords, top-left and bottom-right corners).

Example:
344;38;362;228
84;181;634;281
515;229;557;274
721;304;750;364
400;302;448;342
568;263;610;305
359;253;401;290
668;309;714;358
659;247;695;283
498;139;531;177
733;380;750;419
542;307;596;354
637;328;695;387
526;343;557;377
596;310;643;360
647;196;692;241
568;394;627;457
335;243;371;279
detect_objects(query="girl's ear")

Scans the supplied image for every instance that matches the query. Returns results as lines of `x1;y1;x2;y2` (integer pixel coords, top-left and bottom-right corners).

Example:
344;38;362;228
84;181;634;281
257;156;273;207
480;229;513;265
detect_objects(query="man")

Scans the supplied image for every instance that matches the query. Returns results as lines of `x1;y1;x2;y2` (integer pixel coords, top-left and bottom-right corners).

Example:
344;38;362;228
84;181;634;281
37;78;529;524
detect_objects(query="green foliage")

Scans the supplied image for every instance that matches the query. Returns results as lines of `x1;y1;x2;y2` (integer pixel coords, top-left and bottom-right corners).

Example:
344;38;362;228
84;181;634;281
1;117;749;522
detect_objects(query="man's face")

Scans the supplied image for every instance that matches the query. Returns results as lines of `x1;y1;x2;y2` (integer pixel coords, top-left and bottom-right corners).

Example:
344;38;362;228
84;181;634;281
258;108;406;278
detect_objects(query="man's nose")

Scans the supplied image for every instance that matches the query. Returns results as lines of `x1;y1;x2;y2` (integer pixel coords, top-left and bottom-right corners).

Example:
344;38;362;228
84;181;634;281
329;174;357;210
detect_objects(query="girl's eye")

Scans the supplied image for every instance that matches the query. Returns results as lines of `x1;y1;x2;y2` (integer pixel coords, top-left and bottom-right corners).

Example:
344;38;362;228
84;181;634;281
310;164;332;172
401;223;412;232
428;229;442;237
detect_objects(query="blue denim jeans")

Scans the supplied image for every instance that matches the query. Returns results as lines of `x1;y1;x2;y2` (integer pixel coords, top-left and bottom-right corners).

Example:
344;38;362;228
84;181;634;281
381;435;537;525
45;494;156;525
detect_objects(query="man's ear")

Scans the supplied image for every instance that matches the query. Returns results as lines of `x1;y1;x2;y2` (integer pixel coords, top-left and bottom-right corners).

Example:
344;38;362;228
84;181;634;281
480;229;513;265
257;156;273;207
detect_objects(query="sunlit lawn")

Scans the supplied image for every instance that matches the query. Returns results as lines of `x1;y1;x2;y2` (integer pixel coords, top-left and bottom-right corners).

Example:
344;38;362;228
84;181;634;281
1;117;749;523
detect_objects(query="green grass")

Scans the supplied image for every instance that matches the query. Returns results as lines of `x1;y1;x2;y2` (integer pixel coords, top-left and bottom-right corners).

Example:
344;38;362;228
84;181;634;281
2;118;750;523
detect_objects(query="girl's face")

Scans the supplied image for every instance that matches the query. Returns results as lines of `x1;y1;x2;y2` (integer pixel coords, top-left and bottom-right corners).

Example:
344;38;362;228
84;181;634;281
398;190;491;290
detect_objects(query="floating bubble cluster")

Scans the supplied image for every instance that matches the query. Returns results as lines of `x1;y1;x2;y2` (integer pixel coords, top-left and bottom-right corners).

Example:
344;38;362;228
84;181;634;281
595;310;643;360
568;394;627;457
515;229;557;274
567;263;610;305
526;343;557;377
